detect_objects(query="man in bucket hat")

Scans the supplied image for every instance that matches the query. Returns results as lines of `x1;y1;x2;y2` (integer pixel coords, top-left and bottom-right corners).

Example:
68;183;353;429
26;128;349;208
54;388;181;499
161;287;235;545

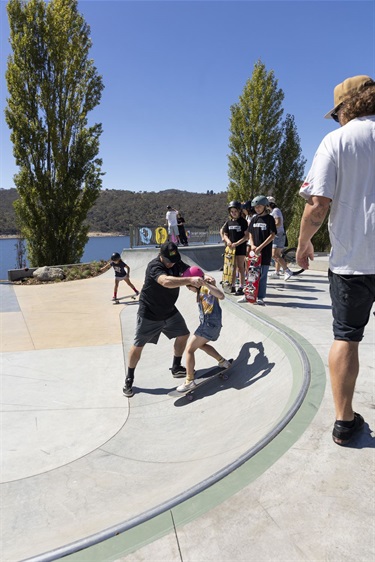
123;242;205;397
297;75;375;446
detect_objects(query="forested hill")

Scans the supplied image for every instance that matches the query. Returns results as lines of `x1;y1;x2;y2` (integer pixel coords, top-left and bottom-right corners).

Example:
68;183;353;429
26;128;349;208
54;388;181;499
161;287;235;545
0;188;229;235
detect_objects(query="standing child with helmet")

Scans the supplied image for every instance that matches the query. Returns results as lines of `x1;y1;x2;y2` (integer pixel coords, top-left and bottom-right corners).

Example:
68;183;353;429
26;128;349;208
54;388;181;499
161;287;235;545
176;266;231;393
248;196;277;305
221;201;249;295
101;252;139;301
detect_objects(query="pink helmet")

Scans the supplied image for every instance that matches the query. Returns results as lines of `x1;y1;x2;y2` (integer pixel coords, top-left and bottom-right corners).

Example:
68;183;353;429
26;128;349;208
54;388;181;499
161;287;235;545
182;266;204;278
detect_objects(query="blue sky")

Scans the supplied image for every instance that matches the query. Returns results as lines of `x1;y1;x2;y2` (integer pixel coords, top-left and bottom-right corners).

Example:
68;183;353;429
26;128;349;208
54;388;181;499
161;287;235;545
0;0;374;193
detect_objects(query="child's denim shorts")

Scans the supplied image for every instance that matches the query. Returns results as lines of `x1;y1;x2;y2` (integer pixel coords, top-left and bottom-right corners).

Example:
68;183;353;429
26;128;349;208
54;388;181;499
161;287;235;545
194;318;222;342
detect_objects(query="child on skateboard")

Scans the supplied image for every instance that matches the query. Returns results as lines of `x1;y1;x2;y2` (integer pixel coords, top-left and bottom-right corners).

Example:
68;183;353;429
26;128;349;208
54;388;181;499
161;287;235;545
101;252;139;301
176;266;231;393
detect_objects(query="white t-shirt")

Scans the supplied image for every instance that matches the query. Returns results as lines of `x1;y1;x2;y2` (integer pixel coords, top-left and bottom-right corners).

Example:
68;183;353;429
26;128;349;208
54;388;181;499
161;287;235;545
300;116;375;275
271;207;284;234
166;210;178;227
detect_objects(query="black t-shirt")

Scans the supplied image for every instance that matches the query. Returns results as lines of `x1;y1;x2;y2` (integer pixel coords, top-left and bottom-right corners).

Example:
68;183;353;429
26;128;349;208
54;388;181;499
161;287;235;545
248;214;277;266
223;216;248;251
138;257;187;321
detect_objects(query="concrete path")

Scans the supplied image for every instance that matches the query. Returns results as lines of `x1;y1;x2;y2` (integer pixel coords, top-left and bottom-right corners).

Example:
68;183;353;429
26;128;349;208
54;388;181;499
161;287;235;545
0;247;374;562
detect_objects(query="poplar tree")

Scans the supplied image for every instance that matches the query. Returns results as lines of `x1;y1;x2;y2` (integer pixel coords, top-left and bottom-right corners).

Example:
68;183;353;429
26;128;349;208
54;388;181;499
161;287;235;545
273;114;306;226
228;60;284;202
5;0;104;266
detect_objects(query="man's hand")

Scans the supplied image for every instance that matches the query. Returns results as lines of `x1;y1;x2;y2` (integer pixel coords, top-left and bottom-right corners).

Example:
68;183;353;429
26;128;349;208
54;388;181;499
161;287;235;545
296;241;314;270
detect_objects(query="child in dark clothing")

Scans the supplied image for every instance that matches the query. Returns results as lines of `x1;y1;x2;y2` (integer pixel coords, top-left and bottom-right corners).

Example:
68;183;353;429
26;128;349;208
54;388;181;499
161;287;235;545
101;252;139;300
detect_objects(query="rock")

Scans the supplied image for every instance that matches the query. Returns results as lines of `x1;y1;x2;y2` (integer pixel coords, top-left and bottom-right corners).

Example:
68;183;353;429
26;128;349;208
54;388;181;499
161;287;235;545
33;266;65;282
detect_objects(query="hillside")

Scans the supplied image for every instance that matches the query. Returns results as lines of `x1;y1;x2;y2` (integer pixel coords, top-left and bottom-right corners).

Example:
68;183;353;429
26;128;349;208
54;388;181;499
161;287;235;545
0;188;229;235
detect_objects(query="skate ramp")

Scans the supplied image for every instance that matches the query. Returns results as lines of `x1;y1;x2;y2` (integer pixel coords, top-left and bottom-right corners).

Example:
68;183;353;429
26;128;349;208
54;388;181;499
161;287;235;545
1;247;314;561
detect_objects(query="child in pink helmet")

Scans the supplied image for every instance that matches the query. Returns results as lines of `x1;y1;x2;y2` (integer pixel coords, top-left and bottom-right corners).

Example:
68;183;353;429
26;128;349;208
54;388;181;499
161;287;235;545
176;266;231;392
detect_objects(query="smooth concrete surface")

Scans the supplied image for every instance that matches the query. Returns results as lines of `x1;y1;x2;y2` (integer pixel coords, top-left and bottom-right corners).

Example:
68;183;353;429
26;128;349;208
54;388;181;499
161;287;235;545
1;247;374;562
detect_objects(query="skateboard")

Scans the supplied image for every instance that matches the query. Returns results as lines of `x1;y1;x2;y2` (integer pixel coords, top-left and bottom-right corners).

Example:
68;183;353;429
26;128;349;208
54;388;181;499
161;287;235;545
113;295;138;304
168;359;233;400
242;251;262;303
221;246;236;294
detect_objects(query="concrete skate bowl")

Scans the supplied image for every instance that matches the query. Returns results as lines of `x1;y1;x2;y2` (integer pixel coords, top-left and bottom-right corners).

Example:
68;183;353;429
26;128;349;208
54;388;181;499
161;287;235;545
20;247;324;561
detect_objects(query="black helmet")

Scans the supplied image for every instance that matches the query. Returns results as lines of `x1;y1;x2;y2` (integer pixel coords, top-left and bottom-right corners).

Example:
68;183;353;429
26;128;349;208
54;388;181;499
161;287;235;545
111;252;121;261
242;200;253;211
228;200;242;210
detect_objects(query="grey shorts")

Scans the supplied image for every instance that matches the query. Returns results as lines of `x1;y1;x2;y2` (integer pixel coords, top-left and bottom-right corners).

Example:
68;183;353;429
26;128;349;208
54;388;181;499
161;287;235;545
272;233;286;249
133;311;189;347
168;224;179;236
329;270;375;342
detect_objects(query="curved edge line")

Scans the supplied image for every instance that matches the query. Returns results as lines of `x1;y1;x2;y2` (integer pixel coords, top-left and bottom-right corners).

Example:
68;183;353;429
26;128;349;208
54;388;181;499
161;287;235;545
23;300;314;562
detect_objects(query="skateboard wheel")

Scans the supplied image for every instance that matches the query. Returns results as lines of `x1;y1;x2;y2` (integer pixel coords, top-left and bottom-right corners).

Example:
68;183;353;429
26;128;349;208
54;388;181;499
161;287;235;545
187;393;194;401
221;374;229;380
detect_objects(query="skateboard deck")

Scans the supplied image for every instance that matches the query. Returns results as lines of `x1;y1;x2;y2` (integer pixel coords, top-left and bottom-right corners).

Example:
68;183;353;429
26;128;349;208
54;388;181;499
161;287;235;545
113;295;138;304
168;359;233;400
221;247;236;294
242;252;262;303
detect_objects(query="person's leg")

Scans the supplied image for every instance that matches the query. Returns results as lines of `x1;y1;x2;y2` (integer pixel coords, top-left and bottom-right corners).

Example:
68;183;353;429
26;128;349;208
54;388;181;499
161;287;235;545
124;277;139;294
257;265;269;300
124;345;144;395
235;255;246;289
328;340;359;421
113;278;120;299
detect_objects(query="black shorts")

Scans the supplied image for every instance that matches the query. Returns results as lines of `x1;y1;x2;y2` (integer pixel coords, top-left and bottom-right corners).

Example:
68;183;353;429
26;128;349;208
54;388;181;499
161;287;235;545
235;243;247;257
329;270;375;342
133;310;189;347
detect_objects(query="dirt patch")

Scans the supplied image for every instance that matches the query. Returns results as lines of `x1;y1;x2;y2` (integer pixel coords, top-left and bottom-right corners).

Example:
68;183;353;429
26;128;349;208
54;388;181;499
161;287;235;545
13;261;107;285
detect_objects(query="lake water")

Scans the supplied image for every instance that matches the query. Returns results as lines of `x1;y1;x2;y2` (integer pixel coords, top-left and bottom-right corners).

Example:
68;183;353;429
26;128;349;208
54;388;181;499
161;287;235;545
0;235;131;280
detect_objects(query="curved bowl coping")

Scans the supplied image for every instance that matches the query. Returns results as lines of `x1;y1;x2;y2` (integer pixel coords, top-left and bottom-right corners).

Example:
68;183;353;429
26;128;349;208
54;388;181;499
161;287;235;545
24;298;326;562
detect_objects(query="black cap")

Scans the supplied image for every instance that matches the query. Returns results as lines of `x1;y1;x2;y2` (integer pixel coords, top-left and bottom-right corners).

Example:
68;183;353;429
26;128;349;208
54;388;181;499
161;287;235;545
160;242;181;263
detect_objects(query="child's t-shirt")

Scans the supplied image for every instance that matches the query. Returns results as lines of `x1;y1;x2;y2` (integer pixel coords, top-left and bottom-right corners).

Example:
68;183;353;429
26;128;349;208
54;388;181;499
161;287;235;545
198;285;222;324
111;259;127;277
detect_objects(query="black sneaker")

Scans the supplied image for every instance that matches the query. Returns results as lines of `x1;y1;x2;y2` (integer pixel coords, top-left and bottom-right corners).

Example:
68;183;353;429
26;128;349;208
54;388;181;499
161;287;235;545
230;287;236;294
332;412;364;446
235;287;244;296
123;385;134;397
171;365;187;378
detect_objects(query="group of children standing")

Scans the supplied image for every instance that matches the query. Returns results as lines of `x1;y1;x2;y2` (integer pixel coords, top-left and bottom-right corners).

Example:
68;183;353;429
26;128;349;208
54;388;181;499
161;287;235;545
221;195;292;305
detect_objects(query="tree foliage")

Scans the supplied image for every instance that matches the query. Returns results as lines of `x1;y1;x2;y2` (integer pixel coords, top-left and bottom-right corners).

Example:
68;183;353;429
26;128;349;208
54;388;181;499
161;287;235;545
273;114;307;226
227;60;311;237
5;0;104;266
228;60;284;202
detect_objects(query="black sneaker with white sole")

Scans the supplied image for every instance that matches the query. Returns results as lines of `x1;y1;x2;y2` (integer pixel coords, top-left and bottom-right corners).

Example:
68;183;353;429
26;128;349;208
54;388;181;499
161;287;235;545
171;365;187;378
123;385;134;397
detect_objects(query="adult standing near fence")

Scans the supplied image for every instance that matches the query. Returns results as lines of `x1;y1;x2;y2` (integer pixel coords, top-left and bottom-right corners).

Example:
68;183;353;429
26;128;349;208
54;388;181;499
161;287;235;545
165;205;180;245
267;197;293;280
177;212;189;246
296;75;375;446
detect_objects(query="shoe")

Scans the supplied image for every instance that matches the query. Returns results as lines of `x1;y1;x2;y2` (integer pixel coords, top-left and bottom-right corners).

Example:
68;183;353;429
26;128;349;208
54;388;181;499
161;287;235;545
256;298;265;306
112;296;117;301
123;384;134;397
230;287;236;294
218;358;231;369
284;269;293;281
332;412;364;446
235;287;244;296
171;365;187;378
176;380;197;392
269;272;280;279
135;290;139;296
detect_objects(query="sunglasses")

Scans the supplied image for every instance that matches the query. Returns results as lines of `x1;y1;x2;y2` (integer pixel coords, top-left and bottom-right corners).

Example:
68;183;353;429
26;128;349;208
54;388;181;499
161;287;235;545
331;104;343;123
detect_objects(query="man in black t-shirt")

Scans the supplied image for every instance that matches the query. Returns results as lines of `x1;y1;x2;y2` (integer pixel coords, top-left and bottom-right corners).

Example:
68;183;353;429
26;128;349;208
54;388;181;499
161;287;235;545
123;242;204;397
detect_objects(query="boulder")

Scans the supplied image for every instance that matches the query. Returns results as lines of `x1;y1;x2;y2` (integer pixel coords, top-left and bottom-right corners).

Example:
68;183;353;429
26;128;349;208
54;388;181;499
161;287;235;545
33;266;65;282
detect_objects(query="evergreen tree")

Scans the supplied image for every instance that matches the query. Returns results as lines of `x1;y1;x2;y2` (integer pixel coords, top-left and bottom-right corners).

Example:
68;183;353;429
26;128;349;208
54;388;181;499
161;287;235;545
5;0;104;266
228;60;284;202
273;114;307;226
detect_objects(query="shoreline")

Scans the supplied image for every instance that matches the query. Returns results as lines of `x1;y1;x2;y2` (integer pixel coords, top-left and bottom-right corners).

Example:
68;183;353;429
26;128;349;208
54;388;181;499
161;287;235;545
0;232;127;240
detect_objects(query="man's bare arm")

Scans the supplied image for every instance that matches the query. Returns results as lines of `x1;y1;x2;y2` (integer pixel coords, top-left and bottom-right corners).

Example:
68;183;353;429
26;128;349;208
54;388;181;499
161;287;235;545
296;195;331;269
